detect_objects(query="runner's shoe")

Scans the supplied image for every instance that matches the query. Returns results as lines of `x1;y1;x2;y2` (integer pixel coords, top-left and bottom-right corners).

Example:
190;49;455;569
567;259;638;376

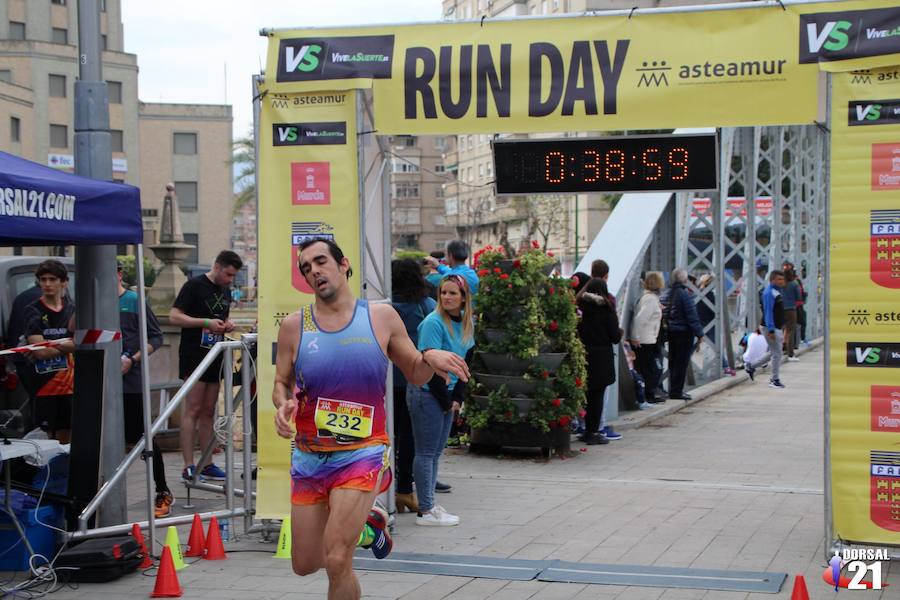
154;491;173;518
364;504;392;559
200;463;227;480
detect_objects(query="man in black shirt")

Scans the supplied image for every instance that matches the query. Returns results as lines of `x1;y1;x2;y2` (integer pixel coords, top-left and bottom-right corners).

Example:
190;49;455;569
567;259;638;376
23;260;75;442
170;250;242;482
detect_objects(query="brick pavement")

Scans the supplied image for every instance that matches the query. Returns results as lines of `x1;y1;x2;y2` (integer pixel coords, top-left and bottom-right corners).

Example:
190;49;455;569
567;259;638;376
17;346;898;599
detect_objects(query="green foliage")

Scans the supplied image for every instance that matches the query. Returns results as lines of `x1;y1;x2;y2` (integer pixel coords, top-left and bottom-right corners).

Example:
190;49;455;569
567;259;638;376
394;248;427;261
117;255;157;288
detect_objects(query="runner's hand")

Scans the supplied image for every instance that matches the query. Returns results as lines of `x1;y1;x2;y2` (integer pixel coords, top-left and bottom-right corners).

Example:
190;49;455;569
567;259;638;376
224;320;236;333
424;349;470;384
208;318;227;334
121;355;132;374
275;399;297;439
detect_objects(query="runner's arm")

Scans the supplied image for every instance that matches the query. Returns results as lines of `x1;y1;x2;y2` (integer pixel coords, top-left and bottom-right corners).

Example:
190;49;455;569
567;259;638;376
273;312;300;439
382;306;469;385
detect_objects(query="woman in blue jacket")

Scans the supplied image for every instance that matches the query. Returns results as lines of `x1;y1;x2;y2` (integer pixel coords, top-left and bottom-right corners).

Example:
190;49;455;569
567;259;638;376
664;268;705;400
409;274;474;527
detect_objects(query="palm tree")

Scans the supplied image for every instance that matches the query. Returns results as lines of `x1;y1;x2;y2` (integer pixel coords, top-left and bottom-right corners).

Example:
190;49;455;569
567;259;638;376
231;134;256;214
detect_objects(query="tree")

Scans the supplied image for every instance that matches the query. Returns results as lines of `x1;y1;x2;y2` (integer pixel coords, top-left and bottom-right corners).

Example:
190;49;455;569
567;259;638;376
231;134;256;215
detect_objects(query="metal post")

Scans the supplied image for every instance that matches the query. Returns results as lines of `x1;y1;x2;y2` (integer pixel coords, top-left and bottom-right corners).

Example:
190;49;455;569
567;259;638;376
74;0;125;526
223;351;235;522
823;72;834;560
136;245;156;555
240;341;254;535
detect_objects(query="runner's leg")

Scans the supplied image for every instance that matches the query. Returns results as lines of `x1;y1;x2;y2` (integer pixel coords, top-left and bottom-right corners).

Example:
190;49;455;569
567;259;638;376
290;501;328;575
197;381;220;468
323;472;384;600
180;383;206;468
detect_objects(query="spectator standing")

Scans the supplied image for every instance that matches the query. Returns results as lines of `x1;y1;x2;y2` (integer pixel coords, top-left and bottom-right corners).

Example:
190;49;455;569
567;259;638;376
410;275;474;526
390;259;436;515
117;262;172;517
576;279;621;445
629;272;664;404
665;268;704;400
23;260;75;442
749;270;786;388
424;241;479;300
170;250;242;482
587;259;623;439
780;262;801;362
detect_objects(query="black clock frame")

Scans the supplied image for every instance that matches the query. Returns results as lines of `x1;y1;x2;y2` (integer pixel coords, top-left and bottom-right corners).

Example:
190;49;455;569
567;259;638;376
492;132;719;195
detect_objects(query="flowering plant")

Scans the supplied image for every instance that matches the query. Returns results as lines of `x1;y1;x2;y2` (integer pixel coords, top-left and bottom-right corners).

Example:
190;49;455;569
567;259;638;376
467;242;587;434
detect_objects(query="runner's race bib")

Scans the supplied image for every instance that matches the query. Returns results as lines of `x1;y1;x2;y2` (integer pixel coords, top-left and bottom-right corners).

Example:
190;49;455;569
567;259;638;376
314;398;373;443
200;328;224;349
34;355;67;374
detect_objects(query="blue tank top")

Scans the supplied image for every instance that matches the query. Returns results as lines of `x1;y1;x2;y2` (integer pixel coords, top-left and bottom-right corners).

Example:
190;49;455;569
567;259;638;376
293;299;389;452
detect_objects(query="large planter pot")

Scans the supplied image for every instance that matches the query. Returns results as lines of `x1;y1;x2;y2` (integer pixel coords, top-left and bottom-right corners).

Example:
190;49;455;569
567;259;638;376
475;372;554;396
469;394;539;415
480;306;525;325
481;328;508;345
470;422;570;454
477;352;567;376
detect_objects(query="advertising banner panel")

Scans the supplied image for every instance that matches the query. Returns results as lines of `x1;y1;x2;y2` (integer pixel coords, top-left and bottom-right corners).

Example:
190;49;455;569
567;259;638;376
256;90;360;519
263;2;898;134
829;65;900;545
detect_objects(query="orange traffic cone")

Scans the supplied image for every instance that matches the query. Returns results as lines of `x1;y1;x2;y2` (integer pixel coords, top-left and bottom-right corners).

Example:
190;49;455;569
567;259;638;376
203;516;227;560
131;523;154;569
185;514;206;557
791;574;810;600
150;546;183;598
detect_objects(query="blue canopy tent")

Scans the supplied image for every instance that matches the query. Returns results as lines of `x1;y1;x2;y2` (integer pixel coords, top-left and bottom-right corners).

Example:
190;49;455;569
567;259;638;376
0;150;159;538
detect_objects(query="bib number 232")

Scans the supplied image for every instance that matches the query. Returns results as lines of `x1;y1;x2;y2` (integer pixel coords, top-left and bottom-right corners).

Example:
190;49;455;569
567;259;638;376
314;398;374;441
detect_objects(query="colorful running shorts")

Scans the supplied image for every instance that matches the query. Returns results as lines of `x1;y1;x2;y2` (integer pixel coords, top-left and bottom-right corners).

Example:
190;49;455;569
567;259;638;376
290;444;392;506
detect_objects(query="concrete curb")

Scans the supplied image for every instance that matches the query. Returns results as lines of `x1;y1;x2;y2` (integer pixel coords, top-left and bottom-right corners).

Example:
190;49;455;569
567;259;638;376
610;337;824;431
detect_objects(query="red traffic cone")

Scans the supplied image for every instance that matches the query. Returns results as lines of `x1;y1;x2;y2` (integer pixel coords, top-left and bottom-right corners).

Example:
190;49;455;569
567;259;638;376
791;574;810;600
150;546;183;598
203;516;227;560
184;514;206;558
131;523;154;569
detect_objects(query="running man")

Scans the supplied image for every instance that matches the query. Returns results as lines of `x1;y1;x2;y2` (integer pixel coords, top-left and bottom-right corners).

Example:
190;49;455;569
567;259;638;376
273;238;469;600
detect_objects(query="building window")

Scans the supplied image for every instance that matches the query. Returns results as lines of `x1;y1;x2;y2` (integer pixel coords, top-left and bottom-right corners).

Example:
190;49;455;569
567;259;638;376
101;34;107;50
479;164;485;178
173;132;197;155
434;137;445;151
175;181;198;211
107;80;122;103
436;185;445;199
10;117;20;143
392;182;420;199
0;70;11;83
50;124;67;148
51;27;68;44
49;74;67;98
110;129;123;153
459;136;466;151
9;21;25;40
434;214;447;226
435;164;445;174
51;0;67;4
392;208;421;226
391;157;419;173
396;234;418;248
183;233;199;265
99;0;107;11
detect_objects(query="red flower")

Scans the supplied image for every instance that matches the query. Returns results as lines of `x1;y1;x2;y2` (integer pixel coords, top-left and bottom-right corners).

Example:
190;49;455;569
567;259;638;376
549;419;558;428
499;273;509;280
570;277;580;288
493;268;502;274
549;320;559;332
505;411;513;418
547;251;554;257
477;269;489;277
558;415;571;426
531;240;540;249
549;287;555;295
507;284;513;289
513;259;521;268
578;408;586;418
551;398;561;407
575;377;583;388
542;370;550;379
580;447;588;453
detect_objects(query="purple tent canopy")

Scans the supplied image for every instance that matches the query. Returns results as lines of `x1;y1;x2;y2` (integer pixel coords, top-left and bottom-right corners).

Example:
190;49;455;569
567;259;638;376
0;151;142;246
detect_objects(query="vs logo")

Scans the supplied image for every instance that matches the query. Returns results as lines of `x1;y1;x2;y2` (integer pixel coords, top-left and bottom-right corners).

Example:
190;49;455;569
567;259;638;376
847;342;900;368
284;44;323;73
856;104;882;121
855;346;881;364
805;20;851;53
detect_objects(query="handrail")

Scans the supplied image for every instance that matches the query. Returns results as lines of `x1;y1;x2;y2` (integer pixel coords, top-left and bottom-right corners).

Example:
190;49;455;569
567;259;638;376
77;335;257;534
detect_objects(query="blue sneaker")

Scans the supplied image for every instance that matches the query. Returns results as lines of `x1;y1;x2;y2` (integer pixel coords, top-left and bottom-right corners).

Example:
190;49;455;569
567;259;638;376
601;427;622;440
365;505;392;559
200;463;227;480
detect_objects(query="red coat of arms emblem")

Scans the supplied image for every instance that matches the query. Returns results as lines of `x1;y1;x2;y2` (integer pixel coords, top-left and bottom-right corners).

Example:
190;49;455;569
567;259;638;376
870;210;900;289
870;450;900;532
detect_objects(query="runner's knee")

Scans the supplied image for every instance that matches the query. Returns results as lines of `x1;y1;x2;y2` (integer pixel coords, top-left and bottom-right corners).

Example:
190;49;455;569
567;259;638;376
291;554;321;576
323;541;354;577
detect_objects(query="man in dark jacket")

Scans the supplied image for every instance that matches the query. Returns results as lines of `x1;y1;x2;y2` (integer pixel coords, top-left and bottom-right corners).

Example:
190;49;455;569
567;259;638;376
665;268;704;400
748;270;786;389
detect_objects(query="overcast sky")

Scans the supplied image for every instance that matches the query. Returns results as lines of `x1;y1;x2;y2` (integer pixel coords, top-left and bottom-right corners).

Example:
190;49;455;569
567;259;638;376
121;1;443;140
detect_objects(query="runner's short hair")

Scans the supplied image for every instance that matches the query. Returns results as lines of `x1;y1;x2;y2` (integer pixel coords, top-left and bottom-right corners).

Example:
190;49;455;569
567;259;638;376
35;259;68;281
769;269;785;281
298;237;353;279
215;250;243;270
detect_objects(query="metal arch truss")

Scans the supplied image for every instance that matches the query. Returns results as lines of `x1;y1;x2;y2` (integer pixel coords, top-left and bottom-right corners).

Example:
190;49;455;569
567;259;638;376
674;125;827;385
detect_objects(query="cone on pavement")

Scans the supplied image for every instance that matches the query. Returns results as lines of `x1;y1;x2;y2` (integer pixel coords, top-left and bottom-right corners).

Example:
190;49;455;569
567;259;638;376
150;545;183;598
184;514;206;558
273;517;291;559
791;574;810;600
203;516;227;560
163;526;187;571
131;523;154;569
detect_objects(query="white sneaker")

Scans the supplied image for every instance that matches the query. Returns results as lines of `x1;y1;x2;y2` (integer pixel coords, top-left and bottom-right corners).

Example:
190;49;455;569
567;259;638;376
416;505;460;527
786;356;800;362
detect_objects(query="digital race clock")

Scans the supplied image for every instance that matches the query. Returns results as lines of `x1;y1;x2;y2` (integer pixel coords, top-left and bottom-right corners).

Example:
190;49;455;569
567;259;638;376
492;133;719;195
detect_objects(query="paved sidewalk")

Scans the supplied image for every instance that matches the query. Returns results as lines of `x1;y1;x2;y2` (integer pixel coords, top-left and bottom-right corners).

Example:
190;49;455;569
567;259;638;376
15;347;897;599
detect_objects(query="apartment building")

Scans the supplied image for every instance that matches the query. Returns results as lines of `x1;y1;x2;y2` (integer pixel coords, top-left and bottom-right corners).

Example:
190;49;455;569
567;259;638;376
389;134;458;254
0;0;232;266
440;0;728;270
